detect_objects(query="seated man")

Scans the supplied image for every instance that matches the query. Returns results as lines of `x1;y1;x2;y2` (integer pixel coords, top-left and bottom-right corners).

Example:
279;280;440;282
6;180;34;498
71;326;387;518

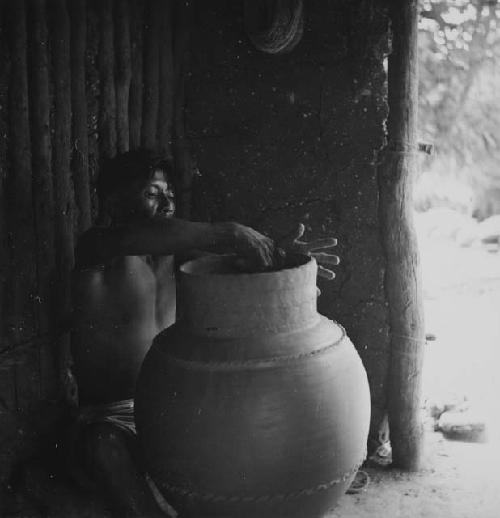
69;149;338;517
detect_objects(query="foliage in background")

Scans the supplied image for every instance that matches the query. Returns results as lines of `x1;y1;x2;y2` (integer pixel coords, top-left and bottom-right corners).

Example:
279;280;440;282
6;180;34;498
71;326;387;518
417;0;500;218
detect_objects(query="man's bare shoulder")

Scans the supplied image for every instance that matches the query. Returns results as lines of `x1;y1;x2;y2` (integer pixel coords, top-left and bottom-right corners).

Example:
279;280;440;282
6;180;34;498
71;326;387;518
75;227;174;273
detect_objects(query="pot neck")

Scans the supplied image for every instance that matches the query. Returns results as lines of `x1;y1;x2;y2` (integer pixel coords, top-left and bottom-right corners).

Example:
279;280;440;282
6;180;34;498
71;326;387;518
178;256;319;338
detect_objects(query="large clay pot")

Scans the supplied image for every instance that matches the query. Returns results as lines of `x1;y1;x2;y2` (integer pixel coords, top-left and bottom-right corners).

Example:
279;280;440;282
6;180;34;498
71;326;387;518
135;255;370;518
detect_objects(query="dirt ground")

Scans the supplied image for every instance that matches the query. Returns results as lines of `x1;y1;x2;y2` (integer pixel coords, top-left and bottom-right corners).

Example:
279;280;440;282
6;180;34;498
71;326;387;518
330;234;500;518
330;428;500;518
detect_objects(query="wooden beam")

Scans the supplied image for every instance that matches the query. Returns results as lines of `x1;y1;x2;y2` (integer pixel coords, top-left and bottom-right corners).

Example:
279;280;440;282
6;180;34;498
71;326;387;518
115;0;131;154
27;0;58;398
5;0;37;345
129;0;144;150
51;0;74;301
98;0;117;159
157;0;174;157
6;0;42;406
51;0;75;402
172;0;194;218
70;0;91;234
0;2;19;410
379;0;424;470
141;0;160;150
85;1;100;221
0;4;19;407
0;0;12;351
28;0;55;334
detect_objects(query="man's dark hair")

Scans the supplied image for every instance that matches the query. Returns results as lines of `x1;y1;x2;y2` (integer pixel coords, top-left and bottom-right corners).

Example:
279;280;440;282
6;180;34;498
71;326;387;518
97;148;174;202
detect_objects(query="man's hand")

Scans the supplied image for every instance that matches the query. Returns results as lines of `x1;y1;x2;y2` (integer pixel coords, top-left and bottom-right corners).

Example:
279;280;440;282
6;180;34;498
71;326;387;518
277;223;340;280
231;223;276;270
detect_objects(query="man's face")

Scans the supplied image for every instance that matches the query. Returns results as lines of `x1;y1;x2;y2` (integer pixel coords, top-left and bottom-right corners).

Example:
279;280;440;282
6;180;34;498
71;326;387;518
120;169;175;221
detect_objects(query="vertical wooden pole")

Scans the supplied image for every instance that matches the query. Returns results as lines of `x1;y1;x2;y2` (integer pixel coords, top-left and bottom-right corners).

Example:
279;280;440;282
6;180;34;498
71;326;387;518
141;0;160;150
28;0;55;332
157;0;174;157
173;0;194;218
51;0;75;403
129;0;144;150
98;0;117;159
379;0;424;470
115;0;132;154
0;1;20;411
70;0;91;234
0;0;12;351
7;0;43;407
5;0;37;346
85;2;100;221
28;0;57;397
52;0;74;309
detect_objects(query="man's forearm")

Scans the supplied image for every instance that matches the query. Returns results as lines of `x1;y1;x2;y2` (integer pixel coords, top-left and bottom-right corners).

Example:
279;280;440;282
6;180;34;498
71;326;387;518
75;218;274;269
116;218;238;257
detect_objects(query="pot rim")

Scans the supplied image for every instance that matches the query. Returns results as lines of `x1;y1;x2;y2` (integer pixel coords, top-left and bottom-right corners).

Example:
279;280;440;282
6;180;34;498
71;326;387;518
179;252;313;278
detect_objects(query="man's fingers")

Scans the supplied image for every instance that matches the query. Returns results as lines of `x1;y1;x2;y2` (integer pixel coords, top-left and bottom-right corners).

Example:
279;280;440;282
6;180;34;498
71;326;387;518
259;239;276;268
295;223;306;241
318;265;335;280
311;252;340;266
299;237;338;250
263;248;275;267
277;223;306;248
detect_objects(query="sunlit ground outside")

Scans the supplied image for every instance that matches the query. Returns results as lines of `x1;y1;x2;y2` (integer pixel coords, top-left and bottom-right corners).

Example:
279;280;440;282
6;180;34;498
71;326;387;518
417;211;500;443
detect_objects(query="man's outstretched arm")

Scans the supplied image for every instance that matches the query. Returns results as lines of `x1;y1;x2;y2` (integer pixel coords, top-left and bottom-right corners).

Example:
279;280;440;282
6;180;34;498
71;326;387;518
75;218;275;270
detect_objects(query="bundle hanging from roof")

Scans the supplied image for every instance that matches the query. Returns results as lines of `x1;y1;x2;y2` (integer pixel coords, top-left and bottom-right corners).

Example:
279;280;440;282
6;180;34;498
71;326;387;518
244;0;304;55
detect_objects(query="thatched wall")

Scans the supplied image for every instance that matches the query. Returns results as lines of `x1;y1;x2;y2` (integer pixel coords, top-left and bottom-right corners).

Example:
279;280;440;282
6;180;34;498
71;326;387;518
0;0;175;488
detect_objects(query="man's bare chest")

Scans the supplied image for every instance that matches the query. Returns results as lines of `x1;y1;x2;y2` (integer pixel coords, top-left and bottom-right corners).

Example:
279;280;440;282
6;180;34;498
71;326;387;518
73;255;176;327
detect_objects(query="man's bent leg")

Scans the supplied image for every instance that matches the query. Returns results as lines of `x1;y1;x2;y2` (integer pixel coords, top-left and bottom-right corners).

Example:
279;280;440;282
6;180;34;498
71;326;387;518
76;422;172;518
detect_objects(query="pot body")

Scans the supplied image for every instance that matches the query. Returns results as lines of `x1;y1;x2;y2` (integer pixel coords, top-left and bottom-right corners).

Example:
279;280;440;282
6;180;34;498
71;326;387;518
135;255;370;518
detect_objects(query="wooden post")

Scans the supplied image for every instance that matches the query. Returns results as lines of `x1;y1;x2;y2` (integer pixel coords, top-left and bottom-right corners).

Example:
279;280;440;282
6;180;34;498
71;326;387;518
379;0;424;470
85;2;100;220
51;0;76;403
5;0;37;346
172;0;194;218
129;0;144;150
28;0;55;334
0;0;12;350
28;0;58;398
98;0;117;159
115;0;131;154
70;0;91;234
0;2;20;412
51;0;74;306
157;0;174;157
141;0;160;150
6;0;43;406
